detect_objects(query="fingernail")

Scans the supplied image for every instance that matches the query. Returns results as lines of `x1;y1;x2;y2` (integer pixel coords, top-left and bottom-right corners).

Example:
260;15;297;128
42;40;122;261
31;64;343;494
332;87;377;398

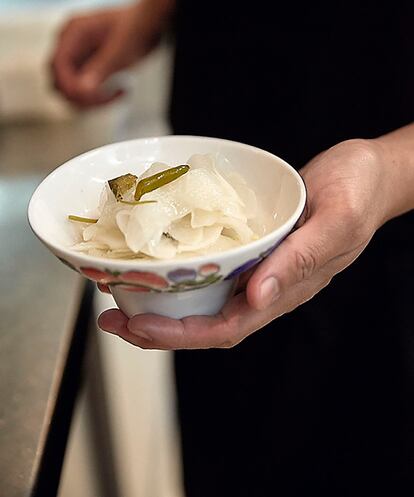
259;276;280;308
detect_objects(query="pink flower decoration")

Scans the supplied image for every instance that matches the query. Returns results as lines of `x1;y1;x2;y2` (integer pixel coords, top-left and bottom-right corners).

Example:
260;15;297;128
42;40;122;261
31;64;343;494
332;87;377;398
198;263;220;277
80;267;117;284
119;271;169;290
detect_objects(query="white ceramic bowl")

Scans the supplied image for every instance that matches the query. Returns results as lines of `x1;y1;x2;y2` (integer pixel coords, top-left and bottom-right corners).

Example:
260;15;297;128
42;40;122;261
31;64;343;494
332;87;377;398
28;136;306;319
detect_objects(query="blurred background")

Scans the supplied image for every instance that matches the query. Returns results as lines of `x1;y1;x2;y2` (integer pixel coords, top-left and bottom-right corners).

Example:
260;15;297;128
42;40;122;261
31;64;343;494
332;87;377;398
0;1;183;496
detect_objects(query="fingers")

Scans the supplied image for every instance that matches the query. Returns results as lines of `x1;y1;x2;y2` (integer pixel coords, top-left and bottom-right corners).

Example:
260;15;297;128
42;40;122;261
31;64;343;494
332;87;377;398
98;293;253;350
77;29;125;92
98;309;154;347
97;280;318;350
129;293;249;349
98;308;128;334
51;13;125;107
52;18;93;101
97;259;332;350
98;270;332;350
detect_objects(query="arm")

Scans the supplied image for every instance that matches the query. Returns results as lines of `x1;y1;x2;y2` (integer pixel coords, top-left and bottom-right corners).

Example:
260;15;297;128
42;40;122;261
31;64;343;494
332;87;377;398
51;0;175;107
98;126;414;350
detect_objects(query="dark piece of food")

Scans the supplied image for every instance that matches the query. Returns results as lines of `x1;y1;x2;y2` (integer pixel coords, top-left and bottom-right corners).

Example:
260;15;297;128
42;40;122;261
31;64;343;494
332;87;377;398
134;165;189;201
108;173;138;200
68;215;98;223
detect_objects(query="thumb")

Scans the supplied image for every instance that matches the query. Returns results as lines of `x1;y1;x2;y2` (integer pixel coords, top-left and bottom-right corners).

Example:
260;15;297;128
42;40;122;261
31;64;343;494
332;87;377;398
246;209;347;311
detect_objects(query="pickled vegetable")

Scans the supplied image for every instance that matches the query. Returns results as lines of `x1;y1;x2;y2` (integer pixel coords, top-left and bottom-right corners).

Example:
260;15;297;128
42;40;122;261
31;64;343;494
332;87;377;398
68;215;98;223
120;200;158;206
108;173;137;200
135;165;189;201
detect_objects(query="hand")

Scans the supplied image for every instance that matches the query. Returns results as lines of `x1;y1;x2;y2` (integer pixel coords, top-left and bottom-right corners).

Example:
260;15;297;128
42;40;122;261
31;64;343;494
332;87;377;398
50;3;168;107
98;139;393;349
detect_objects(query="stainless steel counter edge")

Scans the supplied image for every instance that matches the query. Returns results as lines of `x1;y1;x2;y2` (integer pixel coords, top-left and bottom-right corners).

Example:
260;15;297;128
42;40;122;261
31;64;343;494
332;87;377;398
28;277;86;492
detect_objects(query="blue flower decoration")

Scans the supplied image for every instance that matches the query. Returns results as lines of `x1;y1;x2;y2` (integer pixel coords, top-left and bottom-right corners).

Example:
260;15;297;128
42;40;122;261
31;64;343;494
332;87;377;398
225;240;284;280
167;268;197;283
224;257;262;280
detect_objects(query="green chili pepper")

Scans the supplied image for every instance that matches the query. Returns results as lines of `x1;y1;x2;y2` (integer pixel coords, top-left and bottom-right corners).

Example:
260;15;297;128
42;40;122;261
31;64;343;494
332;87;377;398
120;200;158;205
108;173;138;200
68;215;98;223
134;165;189;201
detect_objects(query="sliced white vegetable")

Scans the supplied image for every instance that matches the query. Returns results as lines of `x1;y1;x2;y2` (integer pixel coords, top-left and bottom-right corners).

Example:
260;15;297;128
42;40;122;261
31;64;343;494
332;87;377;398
71;153;261;259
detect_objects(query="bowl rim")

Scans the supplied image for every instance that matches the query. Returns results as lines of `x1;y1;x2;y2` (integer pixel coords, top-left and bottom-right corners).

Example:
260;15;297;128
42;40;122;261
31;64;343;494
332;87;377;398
28;135;307;269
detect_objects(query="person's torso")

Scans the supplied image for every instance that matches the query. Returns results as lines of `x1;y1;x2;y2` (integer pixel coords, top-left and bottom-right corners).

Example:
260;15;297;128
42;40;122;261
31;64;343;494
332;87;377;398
171;1;414;165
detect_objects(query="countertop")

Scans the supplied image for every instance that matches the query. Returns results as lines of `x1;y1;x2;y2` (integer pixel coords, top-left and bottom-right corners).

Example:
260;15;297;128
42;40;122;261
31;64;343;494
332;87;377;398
0;174;85;497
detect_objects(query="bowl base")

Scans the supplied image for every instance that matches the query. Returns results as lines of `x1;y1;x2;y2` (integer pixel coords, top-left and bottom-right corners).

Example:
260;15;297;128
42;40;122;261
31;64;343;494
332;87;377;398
110;279;237;319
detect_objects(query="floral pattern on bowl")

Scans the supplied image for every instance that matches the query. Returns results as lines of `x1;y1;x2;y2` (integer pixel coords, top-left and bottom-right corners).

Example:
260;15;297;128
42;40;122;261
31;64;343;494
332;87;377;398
80;267;118;284
167;264;222;292
76;262;223;293
61;242;282;293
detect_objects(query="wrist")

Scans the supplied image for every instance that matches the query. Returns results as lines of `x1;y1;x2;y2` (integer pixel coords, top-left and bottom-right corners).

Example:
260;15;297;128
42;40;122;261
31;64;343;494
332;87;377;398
363;138;397;226
371;128;414;223
332;138;393;230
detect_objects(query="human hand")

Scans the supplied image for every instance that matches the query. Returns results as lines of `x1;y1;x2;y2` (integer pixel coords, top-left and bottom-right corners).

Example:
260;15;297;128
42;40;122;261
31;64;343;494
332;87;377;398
98;139;393;349
51;2;170;107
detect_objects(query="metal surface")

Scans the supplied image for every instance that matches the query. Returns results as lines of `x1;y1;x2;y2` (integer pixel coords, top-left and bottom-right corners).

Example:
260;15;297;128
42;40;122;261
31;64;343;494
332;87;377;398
0;176;84;497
